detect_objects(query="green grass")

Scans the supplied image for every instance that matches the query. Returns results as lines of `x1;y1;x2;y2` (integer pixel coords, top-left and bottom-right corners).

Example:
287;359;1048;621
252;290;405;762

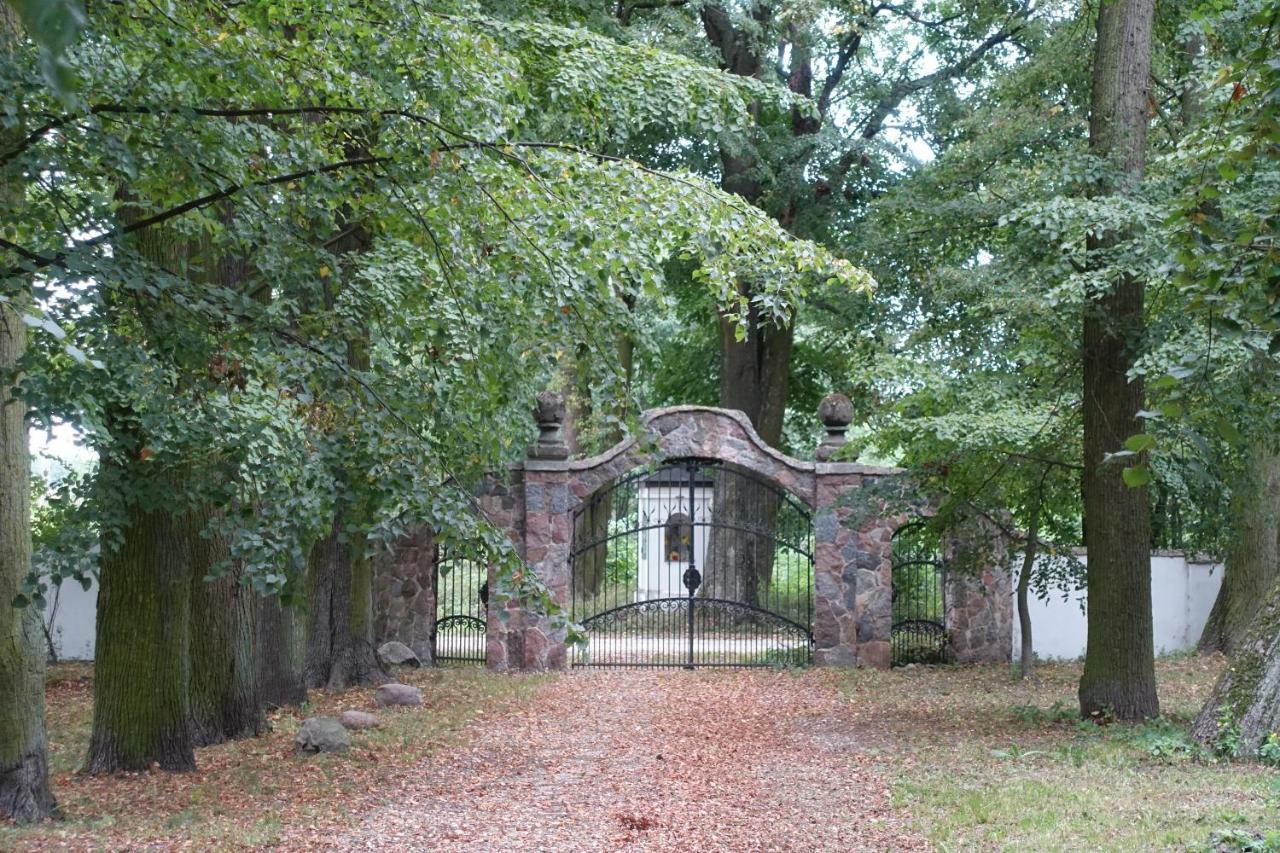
837;656;1280;851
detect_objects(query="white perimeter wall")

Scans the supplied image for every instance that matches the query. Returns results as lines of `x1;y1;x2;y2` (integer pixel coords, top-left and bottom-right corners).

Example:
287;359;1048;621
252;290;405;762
44;577;98;661
1013;551;1224;661
47;553;1226;664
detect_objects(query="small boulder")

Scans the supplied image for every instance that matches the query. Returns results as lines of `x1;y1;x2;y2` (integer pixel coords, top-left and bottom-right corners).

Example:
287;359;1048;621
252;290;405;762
339;710;380;730
377;641;421;668
375;682;423;707
295;717;350;755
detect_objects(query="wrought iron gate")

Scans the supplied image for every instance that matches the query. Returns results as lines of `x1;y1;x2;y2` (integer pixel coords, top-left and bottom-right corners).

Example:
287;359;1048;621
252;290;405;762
570;458;814;668
890;522;948;665
433;550;487;665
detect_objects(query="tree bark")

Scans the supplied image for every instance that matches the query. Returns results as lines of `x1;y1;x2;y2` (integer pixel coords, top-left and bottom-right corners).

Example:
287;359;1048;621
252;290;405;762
1078;0;1160;722
188;510;264;746
1192;573;1280;758
0;5;57;823
87;464;196;773
1017;497;1042;680
1199;442;1280;655
255;588;308;709
306;504;387;690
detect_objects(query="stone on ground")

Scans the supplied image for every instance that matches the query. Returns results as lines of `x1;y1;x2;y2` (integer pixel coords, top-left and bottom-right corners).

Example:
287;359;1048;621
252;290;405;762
339;710;380;730
377;640;421;668
295;717;351;755
375;682;423;707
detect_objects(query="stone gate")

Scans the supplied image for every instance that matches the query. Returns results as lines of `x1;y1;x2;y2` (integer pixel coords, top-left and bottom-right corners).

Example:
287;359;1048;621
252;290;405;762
374;393;1013;671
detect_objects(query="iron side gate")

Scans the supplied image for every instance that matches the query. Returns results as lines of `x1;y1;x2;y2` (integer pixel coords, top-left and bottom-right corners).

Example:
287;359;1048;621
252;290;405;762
433;550;487;665
890;522;948;666
570;458;814;668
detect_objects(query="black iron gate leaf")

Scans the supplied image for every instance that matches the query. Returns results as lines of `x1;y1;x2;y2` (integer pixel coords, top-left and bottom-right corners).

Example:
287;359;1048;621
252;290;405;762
890;522;948;666
570;458;814;668
433;551;487;665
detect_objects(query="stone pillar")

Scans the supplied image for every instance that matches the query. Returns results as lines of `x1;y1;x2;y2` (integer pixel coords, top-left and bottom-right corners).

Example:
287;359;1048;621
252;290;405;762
813;389;899;669
477;470;525;671
813;469;900;669
813;467;861;666
372;525;437;665
515;391;571;671
944;516;1013;664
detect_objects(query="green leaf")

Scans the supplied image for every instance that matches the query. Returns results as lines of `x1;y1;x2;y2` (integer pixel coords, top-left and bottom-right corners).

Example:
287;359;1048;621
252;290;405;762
1215;417;1243;445
8;0;87;101
1123;433;1155;453
1122;465;1152;488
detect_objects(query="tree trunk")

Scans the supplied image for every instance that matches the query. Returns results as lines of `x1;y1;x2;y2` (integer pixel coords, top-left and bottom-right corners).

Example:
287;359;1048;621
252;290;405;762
1077;0;1160;722
1192;573;1280;758
188;511;264;746
87;464;196;773
1017;496;1042;680
1200;443;1280;654
0;5;57;823
255;589;308;709
306;506;387;690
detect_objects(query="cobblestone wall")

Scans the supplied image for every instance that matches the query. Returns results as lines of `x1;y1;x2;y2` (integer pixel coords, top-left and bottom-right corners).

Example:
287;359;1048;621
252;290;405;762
372;525;436;665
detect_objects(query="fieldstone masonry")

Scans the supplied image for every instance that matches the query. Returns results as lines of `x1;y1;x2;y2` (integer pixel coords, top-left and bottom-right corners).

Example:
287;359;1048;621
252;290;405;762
480;396;916;671
944;516;1014;664
372;525;436;666
376;393;1014;671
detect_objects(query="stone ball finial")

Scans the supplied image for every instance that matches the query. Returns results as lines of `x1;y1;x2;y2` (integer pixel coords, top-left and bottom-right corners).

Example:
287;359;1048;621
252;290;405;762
818;393;854;428
533;390;565;426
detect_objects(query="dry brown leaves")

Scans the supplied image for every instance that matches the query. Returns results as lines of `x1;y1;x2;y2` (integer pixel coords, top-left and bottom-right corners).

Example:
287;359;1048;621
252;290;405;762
315;669;924;852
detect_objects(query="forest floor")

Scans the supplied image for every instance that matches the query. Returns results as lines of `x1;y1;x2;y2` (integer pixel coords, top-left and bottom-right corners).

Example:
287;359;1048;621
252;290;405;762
2;656;1276;850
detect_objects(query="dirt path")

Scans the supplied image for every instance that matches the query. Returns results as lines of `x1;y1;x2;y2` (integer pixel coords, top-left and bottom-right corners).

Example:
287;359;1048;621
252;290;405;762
321;669;923;852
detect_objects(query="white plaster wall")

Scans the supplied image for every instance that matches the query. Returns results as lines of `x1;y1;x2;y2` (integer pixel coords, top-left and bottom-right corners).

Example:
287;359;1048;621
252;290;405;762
44;577;98;661
1012;552;1224;661
639;485;711;599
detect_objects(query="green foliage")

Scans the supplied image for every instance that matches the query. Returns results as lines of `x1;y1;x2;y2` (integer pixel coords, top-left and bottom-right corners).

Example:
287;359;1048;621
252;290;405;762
3;0;85;99
2;0;869;623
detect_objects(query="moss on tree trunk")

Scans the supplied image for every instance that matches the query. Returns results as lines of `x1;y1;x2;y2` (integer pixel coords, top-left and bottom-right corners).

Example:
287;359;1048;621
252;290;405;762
1199;442;1280;655
87;463;196;773
188;508;264;746
0;5;56;821
306;507;386;690
1192;574;1280;758
0;267;56;822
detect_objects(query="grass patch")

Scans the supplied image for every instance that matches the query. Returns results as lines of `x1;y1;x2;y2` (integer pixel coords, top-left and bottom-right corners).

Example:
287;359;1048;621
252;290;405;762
3;664;546;850
837;656;1280;850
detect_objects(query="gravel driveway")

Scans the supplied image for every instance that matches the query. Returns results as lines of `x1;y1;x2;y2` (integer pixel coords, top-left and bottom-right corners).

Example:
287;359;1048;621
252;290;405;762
327;669;923;851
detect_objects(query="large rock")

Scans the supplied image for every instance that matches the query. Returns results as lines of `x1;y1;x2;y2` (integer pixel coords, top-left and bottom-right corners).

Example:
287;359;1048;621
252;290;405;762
339;710;380;730
377;641;421;668
375;682;423;707
295;717;350;755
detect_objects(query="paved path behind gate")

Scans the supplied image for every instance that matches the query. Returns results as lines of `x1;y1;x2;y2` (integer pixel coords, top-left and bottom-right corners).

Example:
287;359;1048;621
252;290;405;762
326;670;924;851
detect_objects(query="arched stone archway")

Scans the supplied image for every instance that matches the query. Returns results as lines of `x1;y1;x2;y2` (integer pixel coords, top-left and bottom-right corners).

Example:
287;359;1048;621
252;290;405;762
478;400;908;671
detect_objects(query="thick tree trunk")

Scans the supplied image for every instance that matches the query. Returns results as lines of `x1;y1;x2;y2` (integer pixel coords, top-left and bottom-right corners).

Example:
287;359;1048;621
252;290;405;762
255;589;308;709
0;6;56;823
1199;443;1280;655
1077;0;1160;722
1192;573;1280;758
306;508;386;690
188;511;264;746
87;464;196;773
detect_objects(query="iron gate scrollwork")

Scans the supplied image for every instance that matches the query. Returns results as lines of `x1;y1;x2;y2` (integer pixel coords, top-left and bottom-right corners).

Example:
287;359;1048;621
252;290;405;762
570;458;814;668
433;550;487;665
891;522;948;665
